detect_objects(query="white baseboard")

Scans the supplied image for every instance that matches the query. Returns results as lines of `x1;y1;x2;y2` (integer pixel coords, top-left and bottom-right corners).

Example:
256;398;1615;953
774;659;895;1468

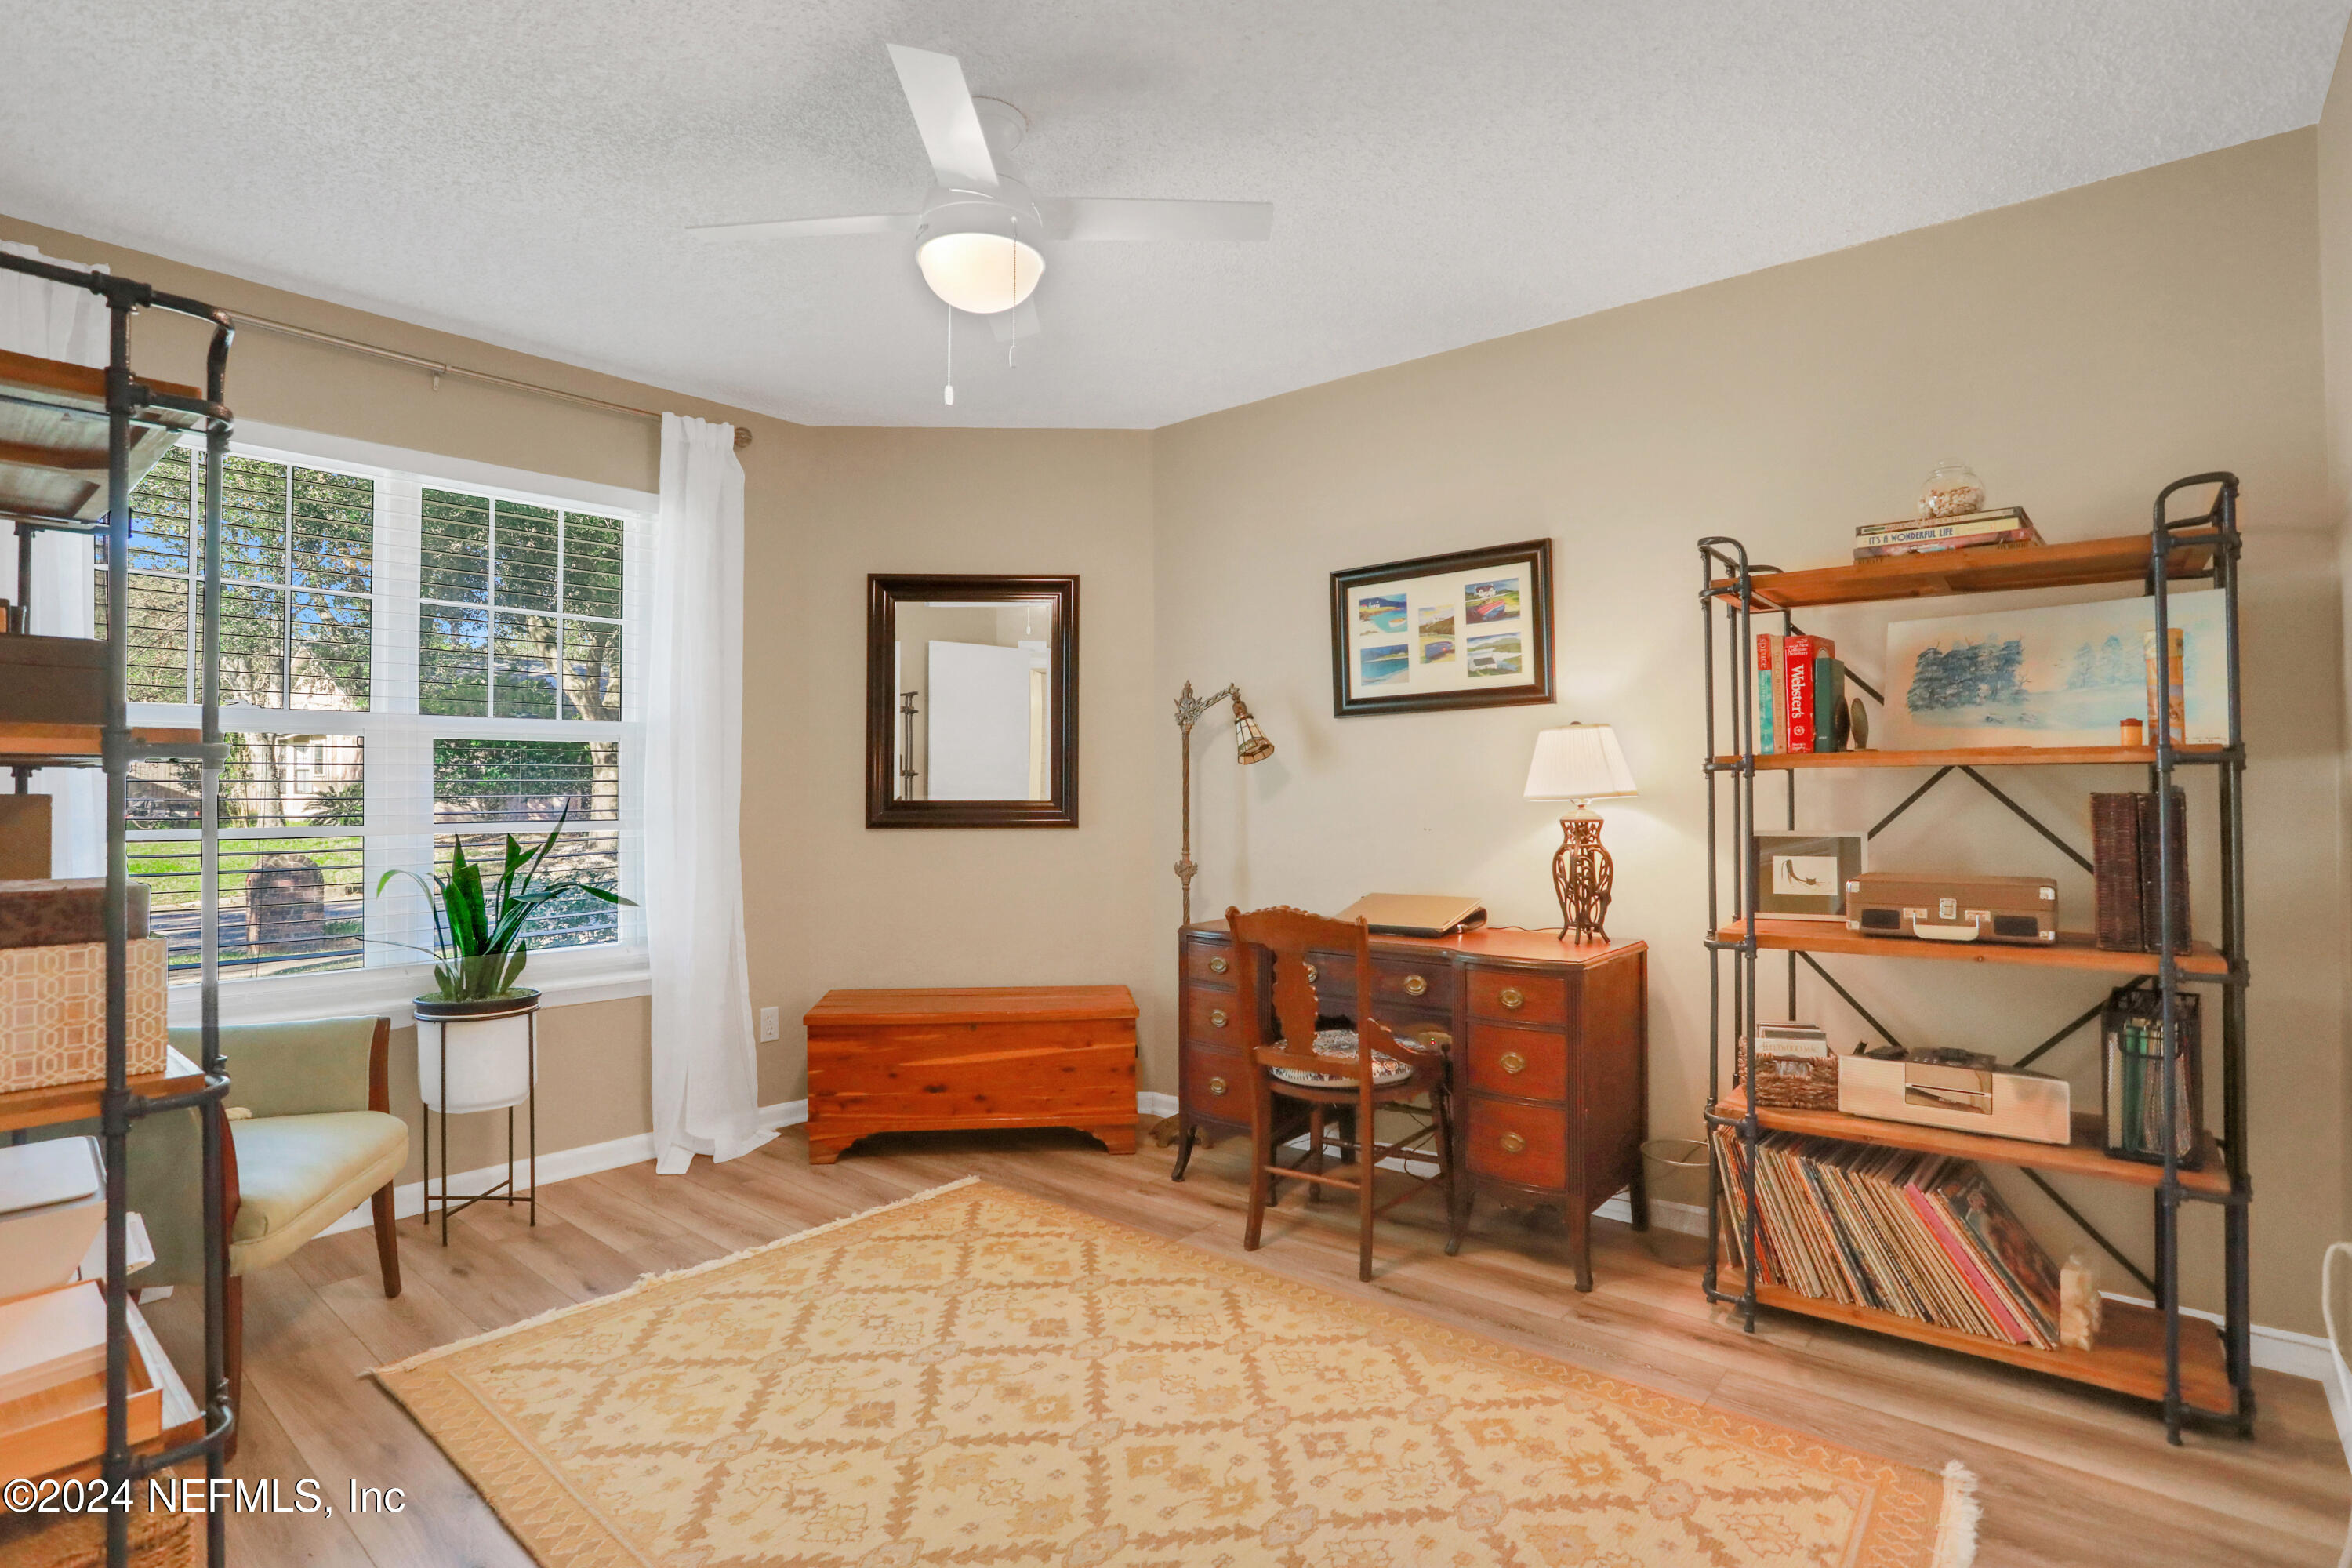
318;1098;810;1238
315;1092;2331;1386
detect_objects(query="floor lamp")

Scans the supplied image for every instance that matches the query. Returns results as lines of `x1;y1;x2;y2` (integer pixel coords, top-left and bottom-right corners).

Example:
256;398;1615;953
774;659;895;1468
1173;681;1276;926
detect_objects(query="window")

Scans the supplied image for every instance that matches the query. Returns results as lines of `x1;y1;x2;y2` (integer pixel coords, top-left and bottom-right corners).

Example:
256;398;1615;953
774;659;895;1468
113;438;644;986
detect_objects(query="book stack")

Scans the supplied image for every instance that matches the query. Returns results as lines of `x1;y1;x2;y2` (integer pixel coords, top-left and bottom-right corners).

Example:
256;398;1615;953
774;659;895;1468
2090;791;2190;951
1714;1127;2063;1348
1751;633;1846;753
1853;506;2041;561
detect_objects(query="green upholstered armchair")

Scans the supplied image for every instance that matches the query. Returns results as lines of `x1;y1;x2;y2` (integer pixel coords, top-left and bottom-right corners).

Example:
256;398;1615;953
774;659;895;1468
110;1016;408;1411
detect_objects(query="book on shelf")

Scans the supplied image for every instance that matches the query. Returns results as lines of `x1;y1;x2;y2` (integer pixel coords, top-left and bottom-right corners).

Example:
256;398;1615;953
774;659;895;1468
2092;790;2190;952
1714;1127;2063;1348
1813;654;1847;751
1852;507;2042;561
1754;632;1779;753
1784;634;1835;751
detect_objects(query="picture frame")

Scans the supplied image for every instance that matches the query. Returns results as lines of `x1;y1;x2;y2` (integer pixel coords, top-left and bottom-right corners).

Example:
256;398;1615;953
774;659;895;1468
1751;829;1867;921
1329;539;1555;717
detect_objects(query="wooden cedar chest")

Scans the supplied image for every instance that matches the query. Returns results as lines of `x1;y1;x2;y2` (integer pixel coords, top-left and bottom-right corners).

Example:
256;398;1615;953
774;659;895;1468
802;985;1138;1165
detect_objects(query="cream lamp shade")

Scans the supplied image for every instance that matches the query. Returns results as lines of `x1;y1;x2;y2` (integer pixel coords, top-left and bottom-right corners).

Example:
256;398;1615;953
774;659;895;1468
1523;724;1635;806
916;231;1044;314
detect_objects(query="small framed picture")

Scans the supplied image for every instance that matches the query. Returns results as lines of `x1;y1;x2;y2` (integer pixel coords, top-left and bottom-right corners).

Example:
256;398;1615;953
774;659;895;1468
1751;830;1867;921
1329;539;1554;717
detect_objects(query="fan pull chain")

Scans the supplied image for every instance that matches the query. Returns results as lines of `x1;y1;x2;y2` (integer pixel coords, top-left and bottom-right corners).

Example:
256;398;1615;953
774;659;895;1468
943;304;955;406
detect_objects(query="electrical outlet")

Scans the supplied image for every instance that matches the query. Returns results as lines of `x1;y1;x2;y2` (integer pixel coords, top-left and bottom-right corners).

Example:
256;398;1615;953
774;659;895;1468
758;1006;779;1043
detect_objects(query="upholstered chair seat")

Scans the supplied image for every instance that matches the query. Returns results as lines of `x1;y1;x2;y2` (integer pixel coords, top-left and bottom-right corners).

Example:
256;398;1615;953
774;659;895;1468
227;1109;409;1275
1268;1029;1416;1089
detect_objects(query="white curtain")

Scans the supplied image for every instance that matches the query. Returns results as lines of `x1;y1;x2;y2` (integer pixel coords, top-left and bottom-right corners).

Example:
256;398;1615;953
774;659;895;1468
0;242;105;877
647;413;771;1174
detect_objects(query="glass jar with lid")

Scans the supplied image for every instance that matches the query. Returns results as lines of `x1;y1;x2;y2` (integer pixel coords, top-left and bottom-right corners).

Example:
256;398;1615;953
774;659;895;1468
1918;461;1985;518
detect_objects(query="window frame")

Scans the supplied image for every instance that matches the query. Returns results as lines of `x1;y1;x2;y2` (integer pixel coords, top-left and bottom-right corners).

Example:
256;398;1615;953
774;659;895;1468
129;423;652;1024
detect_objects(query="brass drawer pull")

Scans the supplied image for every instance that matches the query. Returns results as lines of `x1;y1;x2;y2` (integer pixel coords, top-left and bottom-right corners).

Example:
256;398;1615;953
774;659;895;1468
1207;1076;1229;1098
1403;974;1428;997
1499;985;1525;1011
1304;962;1319;984
1498;1131;1527;1155
1208;956;1228;975
1499;1051;1527;1076
1210;1008;1228;1029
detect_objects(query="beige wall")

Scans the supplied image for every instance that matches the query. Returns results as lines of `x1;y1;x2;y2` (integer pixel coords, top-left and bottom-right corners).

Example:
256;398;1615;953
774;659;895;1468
1152;131;2343;1334
2320;12;2352;1290
745;427;1159;1107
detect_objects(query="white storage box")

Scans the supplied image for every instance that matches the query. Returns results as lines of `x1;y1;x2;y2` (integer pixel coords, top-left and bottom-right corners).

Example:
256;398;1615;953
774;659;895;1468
0;1137;103;1304
1838;1052;2071;1145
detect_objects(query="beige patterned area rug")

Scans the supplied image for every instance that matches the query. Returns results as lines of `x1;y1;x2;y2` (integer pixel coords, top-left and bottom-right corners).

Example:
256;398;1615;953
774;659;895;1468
375;1177;1977;1567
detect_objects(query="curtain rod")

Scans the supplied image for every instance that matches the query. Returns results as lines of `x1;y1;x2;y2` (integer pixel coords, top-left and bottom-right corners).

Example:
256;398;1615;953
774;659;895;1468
225;310;753;449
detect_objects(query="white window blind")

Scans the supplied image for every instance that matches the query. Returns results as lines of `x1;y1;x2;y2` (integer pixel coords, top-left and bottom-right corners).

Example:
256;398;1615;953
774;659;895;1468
103;436;646;987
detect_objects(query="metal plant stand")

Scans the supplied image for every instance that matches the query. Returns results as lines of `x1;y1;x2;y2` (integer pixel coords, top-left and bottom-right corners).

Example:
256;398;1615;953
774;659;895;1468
418;1009;539;1246
1697;475;2252;1443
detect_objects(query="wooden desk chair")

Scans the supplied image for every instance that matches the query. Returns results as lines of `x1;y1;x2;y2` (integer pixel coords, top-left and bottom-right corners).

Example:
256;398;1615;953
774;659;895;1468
1227;905;1454;1281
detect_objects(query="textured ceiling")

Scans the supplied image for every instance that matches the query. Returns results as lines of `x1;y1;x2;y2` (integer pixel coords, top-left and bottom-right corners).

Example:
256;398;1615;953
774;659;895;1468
2;2;2344;428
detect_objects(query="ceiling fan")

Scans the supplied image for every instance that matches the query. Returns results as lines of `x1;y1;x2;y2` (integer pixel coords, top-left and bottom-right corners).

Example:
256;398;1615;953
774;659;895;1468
689;44;1273;344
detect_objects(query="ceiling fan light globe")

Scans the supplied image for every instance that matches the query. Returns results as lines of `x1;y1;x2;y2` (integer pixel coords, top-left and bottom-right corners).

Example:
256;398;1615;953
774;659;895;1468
917;232;1044;314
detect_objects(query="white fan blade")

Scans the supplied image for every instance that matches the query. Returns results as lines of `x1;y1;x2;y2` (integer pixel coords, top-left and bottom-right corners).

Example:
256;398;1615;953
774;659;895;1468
1036;198;1272;241
988;300;1041;342
887;45;998;191
688;213;920;240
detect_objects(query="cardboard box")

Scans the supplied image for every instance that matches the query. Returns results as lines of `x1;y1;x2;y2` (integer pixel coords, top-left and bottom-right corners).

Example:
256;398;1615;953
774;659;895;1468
0;879;149;950
0;938;169;1094
0;796;49;880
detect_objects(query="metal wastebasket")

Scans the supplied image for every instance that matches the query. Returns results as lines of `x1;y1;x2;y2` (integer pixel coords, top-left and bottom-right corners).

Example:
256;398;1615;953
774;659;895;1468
1639;1138;1713;1267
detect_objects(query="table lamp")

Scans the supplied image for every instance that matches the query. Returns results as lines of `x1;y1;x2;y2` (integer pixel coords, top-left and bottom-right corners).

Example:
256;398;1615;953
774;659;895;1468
1523;724;1635;942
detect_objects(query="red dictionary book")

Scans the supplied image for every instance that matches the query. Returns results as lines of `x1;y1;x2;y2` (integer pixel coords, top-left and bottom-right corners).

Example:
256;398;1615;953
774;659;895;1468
1784;635;1832;752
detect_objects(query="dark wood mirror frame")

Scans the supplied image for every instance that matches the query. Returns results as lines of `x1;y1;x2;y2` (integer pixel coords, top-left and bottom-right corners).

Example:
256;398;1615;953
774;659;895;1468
866;573;1080;829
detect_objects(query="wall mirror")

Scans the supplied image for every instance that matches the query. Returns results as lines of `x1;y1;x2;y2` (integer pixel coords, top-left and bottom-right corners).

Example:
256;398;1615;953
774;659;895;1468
866;574;1079;828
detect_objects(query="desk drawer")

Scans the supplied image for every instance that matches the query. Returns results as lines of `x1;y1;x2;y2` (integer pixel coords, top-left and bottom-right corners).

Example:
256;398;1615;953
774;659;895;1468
1182;985;1244;1044
1182;942;1241;991
1181;1042;1248;1120
1463;1023;1566;1103
1374;958;1454;1008
1468;967;1567;1027
1464;1098;1570;1189
1299;953;1359;1008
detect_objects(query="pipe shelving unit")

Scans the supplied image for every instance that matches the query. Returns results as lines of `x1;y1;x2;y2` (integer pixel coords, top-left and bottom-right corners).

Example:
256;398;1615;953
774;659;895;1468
0;249;237;1563
1695;474;2252;1443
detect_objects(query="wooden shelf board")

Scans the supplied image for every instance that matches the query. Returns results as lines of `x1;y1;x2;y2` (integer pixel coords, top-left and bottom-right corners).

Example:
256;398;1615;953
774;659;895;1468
1712;744;2230;771
1708;532;2220;610
0;349;201;524
1712;1090;2228;1196
0;723;202;761
0;1046;205;1135
1720;1269;2232;1407
1715;917;2230;978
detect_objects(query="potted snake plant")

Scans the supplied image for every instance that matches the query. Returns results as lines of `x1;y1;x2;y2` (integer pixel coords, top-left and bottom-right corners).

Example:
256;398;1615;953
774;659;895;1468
376;808;632;1113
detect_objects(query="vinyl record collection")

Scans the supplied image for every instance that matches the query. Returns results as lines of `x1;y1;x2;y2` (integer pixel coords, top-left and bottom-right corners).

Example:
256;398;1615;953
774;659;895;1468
1714;1127;2064;1348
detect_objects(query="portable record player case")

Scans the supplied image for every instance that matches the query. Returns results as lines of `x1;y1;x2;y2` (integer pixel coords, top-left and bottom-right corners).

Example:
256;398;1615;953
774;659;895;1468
1845;872;2057;945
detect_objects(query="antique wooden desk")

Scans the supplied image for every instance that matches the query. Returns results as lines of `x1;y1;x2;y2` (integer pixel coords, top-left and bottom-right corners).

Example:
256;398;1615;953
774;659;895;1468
1174;922;1648;1289
803;985;1138;1164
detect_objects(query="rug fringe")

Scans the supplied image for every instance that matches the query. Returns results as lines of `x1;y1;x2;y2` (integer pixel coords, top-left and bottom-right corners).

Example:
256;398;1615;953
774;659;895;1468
369;1174;982;1378
1932;1458;1980;1567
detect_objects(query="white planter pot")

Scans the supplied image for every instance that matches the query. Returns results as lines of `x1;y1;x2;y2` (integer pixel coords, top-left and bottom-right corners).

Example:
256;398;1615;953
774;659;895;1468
415;989;539;1114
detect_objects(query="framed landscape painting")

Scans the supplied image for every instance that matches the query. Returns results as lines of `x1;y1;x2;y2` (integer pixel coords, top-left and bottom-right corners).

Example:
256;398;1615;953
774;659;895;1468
1330;539;1555;716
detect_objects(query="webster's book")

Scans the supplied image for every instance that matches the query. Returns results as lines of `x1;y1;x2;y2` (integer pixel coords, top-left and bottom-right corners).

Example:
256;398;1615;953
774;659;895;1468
1784;634;1833;752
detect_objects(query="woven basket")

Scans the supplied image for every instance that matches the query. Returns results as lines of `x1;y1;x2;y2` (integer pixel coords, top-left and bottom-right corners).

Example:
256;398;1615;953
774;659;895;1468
2;1494;194;1568
1750;1044;1840;1110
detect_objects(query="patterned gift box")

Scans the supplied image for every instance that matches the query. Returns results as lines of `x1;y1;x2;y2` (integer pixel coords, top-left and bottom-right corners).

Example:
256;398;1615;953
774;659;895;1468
0;938;169;1093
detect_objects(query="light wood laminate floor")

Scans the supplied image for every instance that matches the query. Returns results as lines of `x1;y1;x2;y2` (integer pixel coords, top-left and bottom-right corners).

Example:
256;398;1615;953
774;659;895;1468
147;1120;2347;1567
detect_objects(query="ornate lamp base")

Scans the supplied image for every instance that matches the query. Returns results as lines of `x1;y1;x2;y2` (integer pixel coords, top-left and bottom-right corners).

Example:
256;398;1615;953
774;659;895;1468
1551;811;1613;943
